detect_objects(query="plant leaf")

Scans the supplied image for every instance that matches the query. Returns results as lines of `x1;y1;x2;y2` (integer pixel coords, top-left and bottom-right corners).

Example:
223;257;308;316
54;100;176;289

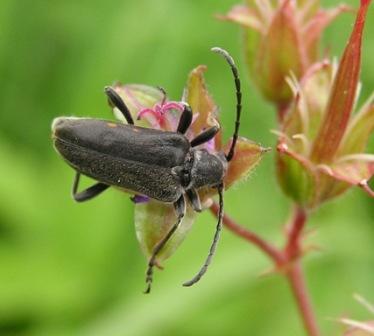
134;201;196;262
339;94;374;155
224;137;269;189
311;0;371;163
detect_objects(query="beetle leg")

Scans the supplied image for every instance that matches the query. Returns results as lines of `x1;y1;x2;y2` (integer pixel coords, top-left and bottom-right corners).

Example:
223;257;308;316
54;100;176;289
176;104;193;134
186;188;202;212
190;126;220;147
72;172;110;202
104;86;134;125
144;195;186;294
183;183;224;287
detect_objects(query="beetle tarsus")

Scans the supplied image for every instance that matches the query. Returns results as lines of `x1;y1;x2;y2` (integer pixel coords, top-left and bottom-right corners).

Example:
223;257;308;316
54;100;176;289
144;195;186;293
72;172;110;202
183;184;224;287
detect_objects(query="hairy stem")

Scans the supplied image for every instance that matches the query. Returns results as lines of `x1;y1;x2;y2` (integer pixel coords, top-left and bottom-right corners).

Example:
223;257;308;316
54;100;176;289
209;202;320;336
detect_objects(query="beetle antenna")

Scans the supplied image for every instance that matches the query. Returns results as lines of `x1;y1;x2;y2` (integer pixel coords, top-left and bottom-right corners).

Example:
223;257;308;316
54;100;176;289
211;47;242;162
183;184;223;287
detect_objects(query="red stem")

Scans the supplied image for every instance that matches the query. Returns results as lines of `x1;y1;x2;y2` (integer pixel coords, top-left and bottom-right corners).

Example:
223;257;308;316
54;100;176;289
285;206;307;259
284;207;320;336
209;203;320;336
209;203;283;264
287;261;320;336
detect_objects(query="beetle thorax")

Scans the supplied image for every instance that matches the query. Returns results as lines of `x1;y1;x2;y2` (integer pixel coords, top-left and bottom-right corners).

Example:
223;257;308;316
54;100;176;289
183;149;227;190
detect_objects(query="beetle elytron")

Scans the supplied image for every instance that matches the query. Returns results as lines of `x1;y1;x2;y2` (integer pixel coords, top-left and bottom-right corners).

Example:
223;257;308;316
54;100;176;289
52;47;242;293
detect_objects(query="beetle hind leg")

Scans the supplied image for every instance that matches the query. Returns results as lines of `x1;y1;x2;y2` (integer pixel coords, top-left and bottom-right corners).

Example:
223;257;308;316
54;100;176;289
72;172;110;202
144;195;186;294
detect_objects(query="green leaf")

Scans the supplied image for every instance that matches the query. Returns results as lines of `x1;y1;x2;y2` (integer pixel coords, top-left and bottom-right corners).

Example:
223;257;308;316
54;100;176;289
134;201;196;262
339;94;374;155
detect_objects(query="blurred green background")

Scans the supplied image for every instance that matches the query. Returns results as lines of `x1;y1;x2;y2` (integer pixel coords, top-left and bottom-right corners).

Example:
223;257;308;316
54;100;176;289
0;1;373;335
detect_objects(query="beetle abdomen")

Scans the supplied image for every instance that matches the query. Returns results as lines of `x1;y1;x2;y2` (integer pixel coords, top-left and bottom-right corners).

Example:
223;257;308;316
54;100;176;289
54;138;183;203
52;118;190;168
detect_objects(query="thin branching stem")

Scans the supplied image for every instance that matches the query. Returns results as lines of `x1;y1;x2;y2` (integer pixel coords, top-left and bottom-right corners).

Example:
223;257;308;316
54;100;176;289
209;202;320;336
209;203;283;264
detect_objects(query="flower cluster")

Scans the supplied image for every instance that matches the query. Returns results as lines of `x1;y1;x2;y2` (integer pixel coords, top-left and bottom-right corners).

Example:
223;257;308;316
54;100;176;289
110;65;268;263
275;0;373;209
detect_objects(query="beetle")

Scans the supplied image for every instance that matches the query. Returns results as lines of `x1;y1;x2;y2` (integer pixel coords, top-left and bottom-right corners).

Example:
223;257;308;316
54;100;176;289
52;47;242;293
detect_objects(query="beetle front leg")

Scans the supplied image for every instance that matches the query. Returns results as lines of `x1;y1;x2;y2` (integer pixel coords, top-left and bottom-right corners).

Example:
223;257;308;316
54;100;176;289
176;104;193;134
144;195;186;293
186;188;202;212
190;126;220;147
72;172;110;202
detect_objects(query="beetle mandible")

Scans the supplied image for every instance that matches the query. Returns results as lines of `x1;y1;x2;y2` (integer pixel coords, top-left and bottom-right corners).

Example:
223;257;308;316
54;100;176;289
52;47;242;293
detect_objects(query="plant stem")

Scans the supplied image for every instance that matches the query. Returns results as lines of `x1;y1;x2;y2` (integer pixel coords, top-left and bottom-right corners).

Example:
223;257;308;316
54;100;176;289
209;203;283;264
209;202;320;336
285;206;307;260
284;207;320;336
286;261;320;336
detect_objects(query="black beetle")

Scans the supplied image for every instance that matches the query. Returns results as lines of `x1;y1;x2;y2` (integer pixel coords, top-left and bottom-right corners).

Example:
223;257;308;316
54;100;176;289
52;47;242;293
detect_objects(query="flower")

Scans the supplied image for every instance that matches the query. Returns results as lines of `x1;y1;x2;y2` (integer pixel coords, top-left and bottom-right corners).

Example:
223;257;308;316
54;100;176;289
275;0;373;209
110;64;268;263
218;0;350;108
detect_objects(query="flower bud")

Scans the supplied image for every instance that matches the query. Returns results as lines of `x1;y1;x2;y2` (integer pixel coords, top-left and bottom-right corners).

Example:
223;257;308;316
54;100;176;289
218;0;349;107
